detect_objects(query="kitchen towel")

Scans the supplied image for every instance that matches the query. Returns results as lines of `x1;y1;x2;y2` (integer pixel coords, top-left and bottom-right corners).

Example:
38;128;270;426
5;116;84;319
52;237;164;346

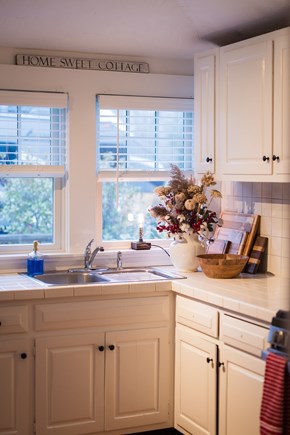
260;352;290;435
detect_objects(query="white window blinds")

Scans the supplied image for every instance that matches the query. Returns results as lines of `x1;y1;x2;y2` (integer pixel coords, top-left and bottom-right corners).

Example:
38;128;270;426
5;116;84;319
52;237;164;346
0;90;68;177
97;95;194;180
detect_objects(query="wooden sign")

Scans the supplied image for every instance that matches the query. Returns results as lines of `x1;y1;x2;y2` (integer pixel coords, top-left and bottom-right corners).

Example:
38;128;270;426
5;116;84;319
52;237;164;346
16;54;150;74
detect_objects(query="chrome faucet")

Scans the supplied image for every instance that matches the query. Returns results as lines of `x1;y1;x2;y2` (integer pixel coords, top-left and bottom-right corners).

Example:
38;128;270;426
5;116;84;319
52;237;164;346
117;251;123;270
84;239;104;269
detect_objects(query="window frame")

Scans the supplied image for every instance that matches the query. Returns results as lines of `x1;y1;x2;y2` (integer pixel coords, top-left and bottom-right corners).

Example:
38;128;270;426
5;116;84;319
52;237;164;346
96;95;194;248
0;90;68;254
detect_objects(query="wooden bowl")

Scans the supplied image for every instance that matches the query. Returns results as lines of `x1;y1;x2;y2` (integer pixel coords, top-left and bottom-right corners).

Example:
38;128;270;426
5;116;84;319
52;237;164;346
197;254;249;279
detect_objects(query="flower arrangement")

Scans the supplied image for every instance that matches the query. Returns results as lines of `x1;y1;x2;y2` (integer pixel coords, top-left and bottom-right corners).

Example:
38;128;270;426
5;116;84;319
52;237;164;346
148;165;222;246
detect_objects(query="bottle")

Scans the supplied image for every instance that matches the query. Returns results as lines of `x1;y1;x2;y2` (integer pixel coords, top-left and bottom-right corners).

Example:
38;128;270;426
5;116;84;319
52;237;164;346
27;240;44;276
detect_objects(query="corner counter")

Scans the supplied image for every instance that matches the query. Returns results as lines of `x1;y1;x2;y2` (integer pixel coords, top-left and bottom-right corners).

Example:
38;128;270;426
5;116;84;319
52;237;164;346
0;269;288;324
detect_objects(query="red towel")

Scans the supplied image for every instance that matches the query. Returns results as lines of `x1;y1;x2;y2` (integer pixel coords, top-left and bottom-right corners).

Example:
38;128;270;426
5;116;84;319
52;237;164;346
260;352;290;435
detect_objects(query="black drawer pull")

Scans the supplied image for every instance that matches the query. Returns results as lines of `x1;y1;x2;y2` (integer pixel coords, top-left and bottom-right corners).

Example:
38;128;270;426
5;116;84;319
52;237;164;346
108;345;115;351
98;346;105;352
206;157;213;163
20;353;27;359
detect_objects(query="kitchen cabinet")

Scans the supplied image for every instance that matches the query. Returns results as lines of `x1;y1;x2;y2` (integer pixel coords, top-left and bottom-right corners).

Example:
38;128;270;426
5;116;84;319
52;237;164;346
35;326;169;435
174;296;268;435
0;338;33;435
105;327;170;431
218;27;290;181
35;332;105;435
0;304;33;435
218;345;265;435
194;50;217;175
273;32;290;177
3;294;172;435
175;324;217;435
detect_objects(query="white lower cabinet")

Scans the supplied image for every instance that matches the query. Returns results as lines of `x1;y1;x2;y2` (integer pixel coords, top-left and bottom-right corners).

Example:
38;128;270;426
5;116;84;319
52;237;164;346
175;325;217;435
174;296;267;435
35;332;105;435
218;345;265;435
36;327;169;435
105;327;170;431
0;338;33;435
33;295;172;435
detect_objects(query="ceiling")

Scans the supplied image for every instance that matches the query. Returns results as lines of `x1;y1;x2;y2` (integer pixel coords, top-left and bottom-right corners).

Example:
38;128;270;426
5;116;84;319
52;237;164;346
0;0;290;61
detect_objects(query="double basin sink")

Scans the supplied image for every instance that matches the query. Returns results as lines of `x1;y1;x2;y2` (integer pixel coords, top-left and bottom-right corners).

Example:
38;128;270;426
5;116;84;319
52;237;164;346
29;268;185;286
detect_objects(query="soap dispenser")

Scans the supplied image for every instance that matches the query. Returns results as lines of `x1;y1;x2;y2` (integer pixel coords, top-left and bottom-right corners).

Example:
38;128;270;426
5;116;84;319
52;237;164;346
27;240;44;276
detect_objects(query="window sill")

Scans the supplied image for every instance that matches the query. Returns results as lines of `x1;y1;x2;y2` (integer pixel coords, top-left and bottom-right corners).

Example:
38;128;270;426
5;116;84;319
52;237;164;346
0;247;172;274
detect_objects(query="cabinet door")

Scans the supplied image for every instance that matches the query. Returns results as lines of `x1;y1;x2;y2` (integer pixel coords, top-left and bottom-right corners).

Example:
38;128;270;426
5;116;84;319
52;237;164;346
35;333;105;435
273;33;290;177
0;339;32;435
105;327;170;431
218;345;265;435
175;325;217;435
194;52;216;174
219;40;273;176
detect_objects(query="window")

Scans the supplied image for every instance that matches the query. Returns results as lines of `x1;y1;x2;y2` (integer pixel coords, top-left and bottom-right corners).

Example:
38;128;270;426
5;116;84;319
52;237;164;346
0;91;67;250
96;95;194;243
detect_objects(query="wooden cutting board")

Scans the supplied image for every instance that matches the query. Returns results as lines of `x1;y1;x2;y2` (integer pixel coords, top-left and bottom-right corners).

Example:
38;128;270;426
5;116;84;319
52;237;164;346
214;227;248;255
214;212;260;256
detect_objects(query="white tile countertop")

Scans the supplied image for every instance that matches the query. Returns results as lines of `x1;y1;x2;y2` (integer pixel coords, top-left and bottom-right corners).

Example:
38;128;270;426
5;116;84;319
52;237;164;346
172;271;290;323
0;269;288;324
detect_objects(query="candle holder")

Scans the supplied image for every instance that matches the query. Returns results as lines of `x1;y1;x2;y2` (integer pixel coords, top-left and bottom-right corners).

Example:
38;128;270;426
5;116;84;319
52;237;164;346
131;224;151;250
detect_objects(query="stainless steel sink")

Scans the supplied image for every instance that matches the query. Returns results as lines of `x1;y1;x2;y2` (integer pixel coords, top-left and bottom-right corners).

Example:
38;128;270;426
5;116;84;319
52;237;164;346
30;271;109;285
27;268;185;286
97;268;185;282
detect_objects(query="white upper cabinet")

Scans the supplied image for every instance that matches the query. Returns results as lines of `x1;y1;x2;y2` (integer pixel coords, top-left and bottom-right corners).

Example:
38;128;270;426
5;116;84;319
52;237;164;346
194;27;290;182
219;38;273;178
194;50;217;175
273;32;290;177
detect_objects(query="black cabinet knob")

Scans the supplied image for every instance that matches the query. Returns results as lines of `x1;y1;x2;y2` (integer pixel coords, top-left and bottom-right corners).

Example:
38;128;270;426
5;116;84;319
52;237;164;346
206;157;213;163
20;353;27;359
108;345;115;351
218;361;224;368
98;346;105;352
206;357;213;364
272;155;280;161
262;155;270;162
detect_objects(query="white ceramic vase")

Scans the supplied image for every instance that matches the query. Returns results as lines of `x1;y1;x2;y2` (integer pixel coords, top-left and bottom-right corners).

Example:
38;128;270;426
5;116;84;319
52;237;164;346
169;234;205;272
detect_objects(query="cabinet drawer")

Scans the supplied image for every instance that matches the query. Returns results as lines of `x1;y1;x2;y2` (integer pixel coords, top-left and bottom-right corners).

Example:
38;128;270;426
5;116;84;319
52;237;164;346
176;296;218;338
220;313;269;356
0;305;29;334
35;296;169;331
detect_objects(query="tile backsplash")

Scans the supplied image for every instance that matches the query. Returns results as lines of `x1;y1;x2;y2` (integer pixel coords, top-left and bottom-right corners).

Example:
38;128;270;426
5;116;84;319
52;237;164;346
221;182;290;278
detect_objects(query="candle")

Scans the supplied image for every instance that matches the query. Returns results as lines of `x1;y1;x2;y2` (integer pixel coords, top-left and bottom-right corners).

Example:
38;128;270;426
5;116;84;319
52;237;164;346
138;213;144;242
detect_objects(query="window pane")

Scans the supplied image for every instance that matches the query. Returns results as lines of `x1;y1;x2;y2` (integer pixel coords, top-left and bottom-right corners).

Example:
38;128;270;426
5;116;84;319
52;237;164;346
0;178;54;245
0;105;66;166
97;108;193;172
102;181;165;241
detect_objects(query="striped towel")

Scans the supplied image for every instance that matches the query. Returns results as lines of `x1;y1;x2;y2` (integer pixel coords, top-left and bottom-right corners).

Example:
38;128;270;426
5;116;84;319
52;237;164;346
260;352;290;434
